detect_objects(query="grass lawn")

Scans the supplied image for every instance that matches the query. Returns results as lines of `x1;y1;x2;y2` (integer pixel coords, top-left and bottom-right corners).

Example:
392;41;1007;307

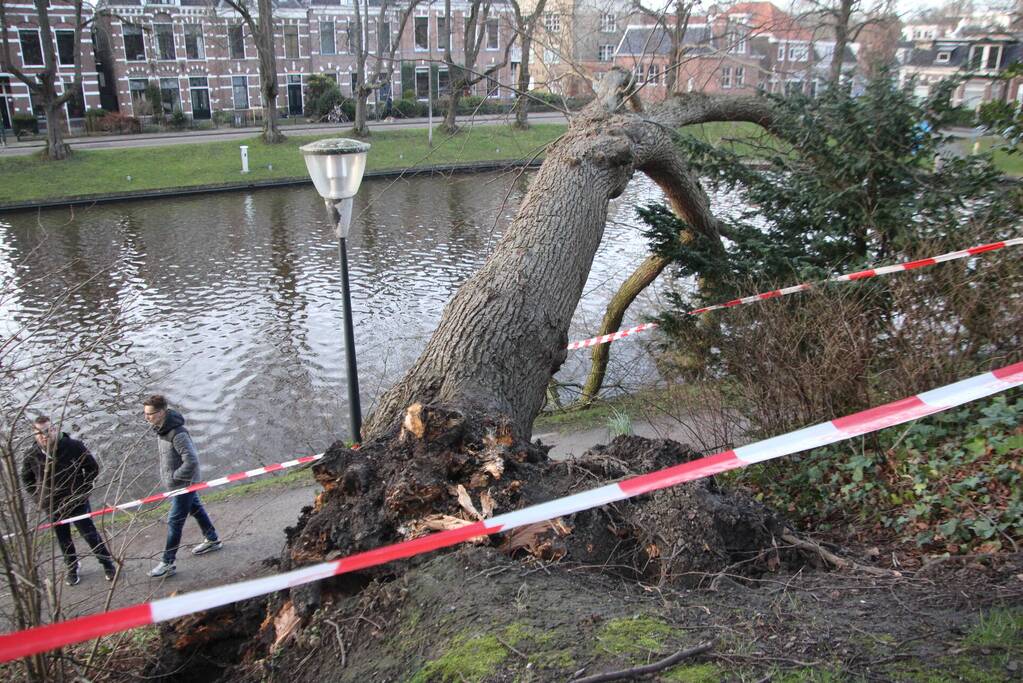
0;120;776;206
0;123;568;205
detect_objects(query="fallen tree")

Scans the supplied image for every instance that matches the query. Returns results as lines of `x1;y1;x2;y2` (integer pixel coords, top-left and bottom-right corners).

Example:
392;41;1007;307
146;69;817;681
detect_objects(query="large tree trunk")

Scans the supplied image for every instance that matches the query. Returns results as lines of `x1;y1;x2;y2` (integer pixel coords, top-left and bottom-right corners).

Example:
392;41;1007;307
256;0;285;144
42;100;69;161
830;0;853;86
442;85;462;133
513;36;533;129
364;70;775;441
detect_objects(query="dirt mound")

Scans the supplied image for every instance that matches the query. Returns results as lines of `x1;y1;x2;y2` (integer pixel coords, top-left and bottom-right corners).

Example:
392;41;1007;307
147;409;804;679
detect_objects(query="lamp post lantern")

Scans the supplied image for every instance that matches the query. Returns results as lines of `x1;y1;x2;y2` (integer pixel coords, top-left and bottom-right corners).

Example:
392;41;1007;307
300;138;371;444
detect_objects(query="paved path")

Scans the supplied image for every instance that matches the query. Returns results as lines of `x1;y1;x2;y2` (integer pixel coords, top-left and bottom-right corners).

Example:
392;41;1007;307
0;111;568;157
1;480;319;630
0;412;711;632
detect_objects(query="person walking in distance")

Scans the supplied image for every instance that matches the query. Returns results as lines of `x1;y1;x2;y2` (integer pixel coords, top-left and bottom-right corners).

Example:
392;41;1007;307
143;395;222;578
21;416;117;586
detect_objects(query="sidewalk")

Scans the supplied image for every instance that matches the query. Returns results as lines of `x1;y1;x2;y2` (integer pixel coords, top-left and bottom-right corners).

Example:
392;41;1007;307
0;111;568;157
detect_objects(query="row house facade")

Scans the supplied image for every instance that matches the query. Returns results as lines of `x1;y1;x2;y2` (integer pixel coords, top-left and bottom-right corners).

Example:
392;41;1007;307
93;0;517;123
0;0;103;130
898;31;1023;110
517;0;634;97
614;1;858;102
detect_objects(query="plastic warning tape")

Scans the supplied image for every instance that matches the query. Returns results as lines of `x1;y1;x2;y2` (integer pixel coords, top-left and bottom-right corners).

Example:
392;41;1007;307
10;454;326;539
565;237;1023;350
1;361;1020;663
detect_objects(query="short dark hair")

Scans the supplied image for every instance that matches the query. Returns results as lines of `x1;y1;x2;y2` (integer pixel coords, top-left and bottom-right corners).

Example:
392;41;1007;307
33;416;51;426
143;394;168;411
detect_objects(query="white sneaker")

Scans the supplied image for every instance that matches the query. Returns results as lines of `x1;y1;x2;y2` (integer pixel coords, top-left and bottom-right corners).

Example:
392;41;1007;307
191;539;223;556
149;561;176;578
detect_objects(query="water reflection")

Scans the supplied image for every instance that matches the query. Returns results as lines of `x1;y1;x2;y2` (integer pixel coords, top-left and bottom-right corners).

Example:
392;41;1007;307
1;170;681;496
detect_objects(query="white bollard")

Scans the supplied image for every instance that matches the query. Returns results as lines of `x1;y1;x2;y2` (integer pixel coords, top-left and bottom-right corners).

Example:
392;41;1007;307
240;145;250;173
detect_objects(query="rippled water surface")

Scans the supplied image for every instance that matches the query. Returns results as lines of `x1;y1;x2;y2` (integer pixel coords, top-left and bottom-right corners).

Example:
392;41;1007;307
1;170;729;497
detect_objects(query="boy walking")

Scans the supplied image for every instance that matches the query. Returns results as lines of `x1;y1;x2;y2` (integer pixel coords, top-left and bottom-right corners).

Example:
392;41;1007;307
143;395;222;578
21;416;117;586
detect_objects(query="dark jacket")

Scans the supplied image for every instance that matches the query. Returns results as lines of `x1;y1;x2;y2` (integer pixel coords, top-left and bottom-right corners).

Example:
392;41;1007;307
155;409;201;489
21;433;99;516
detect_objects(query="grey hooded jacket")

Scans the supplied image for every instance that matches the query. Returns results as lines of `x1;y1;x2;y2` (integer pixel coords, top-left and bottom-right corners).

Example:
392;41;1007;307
155;409;201;489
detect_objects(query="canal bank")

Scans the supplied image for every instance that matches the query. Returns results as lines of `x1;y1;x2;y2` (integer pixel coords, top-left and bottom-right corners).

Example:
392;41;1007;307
0;123;567;210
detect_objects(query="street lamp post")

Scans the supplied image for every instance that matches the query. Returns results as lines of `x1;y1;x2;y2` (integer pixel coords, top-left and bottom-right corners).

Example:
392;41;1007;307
300;138;371;444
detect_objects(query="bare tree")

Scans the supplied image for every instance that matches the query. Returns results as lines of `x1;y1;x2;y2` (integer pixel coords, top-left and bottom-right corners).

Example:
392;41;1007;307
220;0;285;143
798;0;894;85
350;0;419;136
632;0;696;95
0;0;88;160
439;0;515;133
508;0;548;129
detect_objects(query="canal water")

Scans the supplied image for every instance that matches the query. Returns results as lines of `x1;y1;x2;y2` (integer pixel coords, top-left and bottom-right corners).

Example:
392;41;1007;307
0;170;724;498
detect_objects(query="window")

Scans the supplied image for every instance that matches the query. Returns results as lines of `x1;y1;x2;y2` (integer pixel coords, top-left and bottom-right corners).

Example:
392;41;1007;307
729;28;747;54
233;75;248;109
64;81;85;117
320;21;335;55
379;21;391;52
155;23;175;60
159;77;178;113
350;71;358;94
486;18;498;50
647;63;659;84
485;67;498;96
19;30;43;66
438;68;450;95
788;44;808;61
600;13;615;33
128;78;148;109
189;76;210;119
56;30;75;65
185;24;205;59
544;13;560;33
735;66;745;87
229;24;245;59
339;20;351;53
721;66;732;88
124;24;146;61
436;16;446;50
415;16;428;50
988;46;1001;69
598;44;614;62
543;47;560;64
936;51;950;63
284;26;299;58
777;43;785;60
415;68;429;99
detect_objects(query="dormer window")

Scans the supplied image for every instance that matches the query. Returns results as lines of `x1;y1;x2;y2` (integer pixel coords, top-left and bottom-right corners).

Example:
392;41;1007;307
936;51;950;63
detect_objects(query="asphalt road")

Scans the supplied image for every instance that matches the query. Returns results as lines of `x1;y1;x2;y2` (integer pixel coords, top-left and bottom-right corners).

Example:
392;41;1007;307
0;111;568;157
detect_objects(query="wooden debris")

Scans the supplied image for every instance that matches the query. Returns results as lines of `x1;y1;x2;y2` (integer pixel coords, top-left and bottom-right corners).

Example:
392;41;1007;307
501;518;572;561
272;601;301;651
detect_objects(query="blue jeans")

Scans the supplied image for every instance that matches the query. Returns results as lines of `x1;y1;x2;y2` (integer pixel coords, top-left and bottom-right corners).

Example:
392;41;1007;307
163;491;218;564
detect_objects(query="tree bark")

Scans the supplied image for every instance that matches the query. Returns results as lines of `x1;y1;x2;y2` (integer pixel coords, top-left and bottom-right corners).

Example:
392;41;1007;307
364;70;776;441
829;0;853;86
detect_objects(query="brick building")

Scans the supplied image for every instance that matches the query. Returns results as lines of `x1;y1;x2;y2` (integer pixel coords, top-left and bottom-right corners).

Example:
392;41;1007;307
1;0;103;132
91;0;517;123
615;2;858;101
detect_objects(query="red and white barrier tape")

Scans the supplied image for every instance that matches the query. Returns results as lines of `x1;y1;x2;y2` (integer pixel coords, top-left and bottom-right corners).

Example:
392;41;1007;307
6;454;326;540
2;360;1020;663
566;237;1023;350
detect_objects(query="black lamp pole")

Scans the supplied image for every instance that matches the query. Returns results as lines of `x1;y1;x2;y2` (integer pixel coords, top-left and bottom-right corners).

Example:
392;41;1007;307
332;200;362;444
